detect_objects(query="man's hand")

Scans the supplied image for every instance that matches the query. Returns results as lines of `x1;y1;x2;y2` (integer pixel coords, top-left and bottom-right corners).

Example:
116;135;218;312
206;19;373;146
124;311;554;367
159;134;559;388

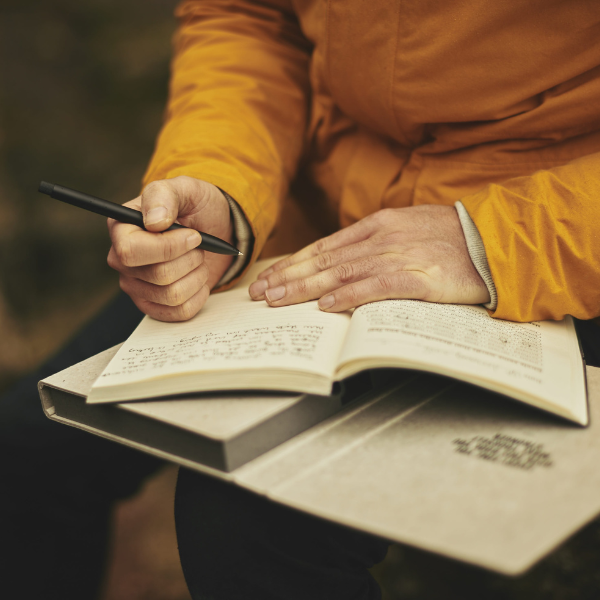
249;205;490;311
107;176;233;321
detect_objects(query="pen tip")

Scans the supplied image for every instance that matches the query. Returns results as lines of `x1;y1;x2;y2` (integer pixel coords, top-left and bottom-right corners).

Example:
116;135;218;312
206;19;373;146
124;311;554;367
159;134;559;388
238;252;244;256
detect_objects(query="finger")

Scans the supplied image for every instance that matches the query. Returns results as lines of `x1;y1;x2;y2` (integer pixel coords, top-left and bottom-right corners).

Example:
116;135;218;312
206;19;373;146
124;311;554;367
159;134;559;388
256;216;379;280
140;176;214;232
262;255;395;307
106;197;142;237
110;226;202;268
108;247;204;286
249;239;379;300
140;180;183;232
132;284;211;323
317;271;430;312
119;262;210;308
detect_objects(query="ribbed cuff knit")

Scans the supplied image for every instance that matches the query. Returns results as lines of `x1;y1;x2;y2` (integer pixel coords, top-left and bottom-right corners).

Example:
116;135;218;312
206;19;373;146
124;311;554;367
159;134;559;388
455;201;498;311
216;189;253;286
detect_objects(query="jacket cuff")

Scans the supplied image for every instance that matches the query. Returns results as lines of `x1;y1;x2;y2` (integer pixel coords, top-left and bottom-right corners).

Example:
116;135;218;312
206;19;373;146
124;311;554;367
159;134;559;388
216;189;254;286
455;201;498;311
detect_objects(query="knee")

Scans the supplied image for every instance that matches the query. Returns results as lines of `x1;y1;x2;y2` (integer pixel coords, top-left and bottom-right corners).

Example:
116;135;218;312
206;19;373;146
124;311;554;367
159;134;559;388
174;469;389;600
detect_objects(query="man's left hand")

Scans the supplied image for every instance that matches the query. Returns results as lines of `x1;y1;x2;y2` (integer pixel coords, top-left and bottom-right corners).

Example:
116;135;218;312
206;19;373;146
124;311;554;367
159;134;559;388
248;205;490;311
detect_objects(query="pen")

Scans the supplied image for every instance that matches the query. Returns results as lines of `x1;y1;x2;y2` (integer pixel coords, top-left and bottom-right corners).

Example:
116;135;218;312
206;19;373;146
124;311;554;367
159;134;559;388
38;181;242;256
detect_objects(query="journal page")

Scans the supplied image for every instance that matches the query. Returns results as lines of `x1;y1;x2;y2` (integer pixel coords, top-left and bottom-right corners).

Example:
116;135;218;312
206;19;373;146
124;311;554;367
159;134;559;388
88;259;351;402
337;300;587;424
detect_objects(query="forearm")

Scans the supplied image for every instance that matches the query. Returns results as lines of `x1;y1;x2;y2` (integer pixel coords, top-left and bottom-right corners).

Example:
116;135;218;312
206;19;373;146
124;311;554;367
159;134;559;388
143;0;311;278
461;151;600;321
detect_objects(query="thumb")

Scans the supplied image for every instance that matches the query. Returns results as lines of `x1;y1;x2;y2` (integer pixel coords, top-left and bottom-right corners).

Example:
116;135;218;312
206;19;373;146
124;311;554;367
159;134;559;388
140;177;221;233
140;179;182;232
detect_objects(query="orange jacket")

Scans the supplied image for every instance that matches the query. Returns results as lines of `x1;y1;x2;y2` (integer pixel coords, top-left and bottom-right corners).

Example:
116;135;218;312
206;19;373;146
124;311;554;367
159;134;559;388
143;0;600;322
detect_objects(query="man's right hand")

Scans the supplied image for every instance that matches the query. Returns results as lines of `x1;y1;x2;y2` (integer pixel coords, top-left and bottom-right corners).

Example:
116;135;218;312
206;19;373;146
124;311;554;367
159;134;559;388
107;176;234;322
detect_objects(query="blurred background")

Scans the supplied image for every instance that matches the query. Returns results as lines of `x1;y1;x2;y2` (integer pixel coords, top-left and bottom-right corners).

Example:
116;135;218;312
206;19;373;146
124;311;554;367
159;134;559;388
0;0;176;394
1;1;191;598
2;1;600;599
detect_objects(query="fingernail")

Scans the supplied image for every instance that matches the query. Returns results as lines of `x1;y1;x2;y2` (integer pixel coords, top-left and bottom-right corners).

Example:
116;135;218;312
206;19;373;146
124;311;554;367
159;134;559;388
319;295;335;310
265;286;285;302
145;206;168;225
186;231;202;249
249;279;268;299
258;267;274;279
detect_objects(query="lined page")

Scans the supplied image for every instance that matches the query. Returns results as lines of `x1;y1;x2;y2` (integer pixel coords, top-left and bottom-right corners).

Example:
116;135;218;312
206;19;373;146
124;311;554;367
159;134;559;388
337;300;586;424
91;262;351;395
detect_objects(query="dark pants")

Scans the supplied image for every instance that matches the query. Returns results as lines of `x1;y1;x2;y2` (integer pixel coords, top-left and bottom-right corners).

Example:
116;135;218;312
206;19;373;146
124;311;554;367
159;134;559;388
0;292;388;600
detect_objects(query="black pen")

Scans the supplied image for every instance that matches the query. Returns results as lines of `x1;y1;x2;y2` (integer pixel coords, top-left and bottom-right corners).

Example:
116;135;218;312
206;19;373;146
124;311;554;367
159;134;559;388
38;181;242;256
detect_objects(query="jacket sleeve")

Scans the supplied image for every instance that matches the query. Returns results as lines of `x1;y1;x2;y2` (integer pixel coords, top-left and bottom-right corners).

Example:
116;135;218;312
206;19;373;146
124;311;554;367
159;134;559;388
460;151;600;322
142;0;311;278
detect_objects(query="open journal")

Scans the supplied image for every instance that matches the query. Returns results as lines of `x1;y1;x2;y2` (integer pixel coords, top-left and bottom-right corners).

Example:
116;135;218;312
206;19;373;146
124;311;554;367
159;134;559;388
87;259;588;425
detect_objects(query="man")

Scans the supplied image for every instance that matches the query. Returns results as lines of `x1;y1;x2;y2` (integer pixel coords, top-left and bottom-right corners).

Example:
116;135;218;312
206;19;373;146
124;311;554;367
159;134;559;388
109;0;600;327
105;2;600;598
4;1;600;598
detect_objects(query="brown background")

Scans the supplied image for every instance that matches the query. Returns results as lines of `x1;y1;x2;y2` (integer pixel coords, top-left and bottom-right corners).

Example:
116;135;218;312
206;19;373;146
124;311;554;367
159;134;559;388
0;0;175;392
2;1;600;598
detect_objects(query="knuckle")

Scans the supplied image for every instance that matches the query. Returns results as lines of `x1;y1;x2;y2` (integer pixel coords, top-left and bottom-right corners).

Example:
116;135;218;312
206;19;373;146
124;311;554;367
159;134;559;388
175;175;196;191
333;262;354;284
198;262;210;282
371;209;393;228
344;285;360;306
143;180;168;196
268;269;287;286
295;277;309;297
161;236;179;262
397;273;428;299
378;208;394;221
153;262;172;285
114;239;135;266
366;254;386;272
411;275;430;300
380;235;399;252
173;176;193;202
107;249;118;270
118;275;132;295
375;273;395;294
177;300;197;322
314;238;329;255
367;210;384;226
165;283;184;307
315;252;333;271
143;180;177;214
199;283;210;304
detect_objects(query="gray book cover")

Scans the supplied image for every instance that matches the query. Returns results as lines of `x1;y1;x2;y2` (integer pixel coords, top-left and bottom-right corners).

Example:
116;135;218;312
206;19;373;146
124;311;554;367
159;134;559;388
39;348;600;575
39;345;342;472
